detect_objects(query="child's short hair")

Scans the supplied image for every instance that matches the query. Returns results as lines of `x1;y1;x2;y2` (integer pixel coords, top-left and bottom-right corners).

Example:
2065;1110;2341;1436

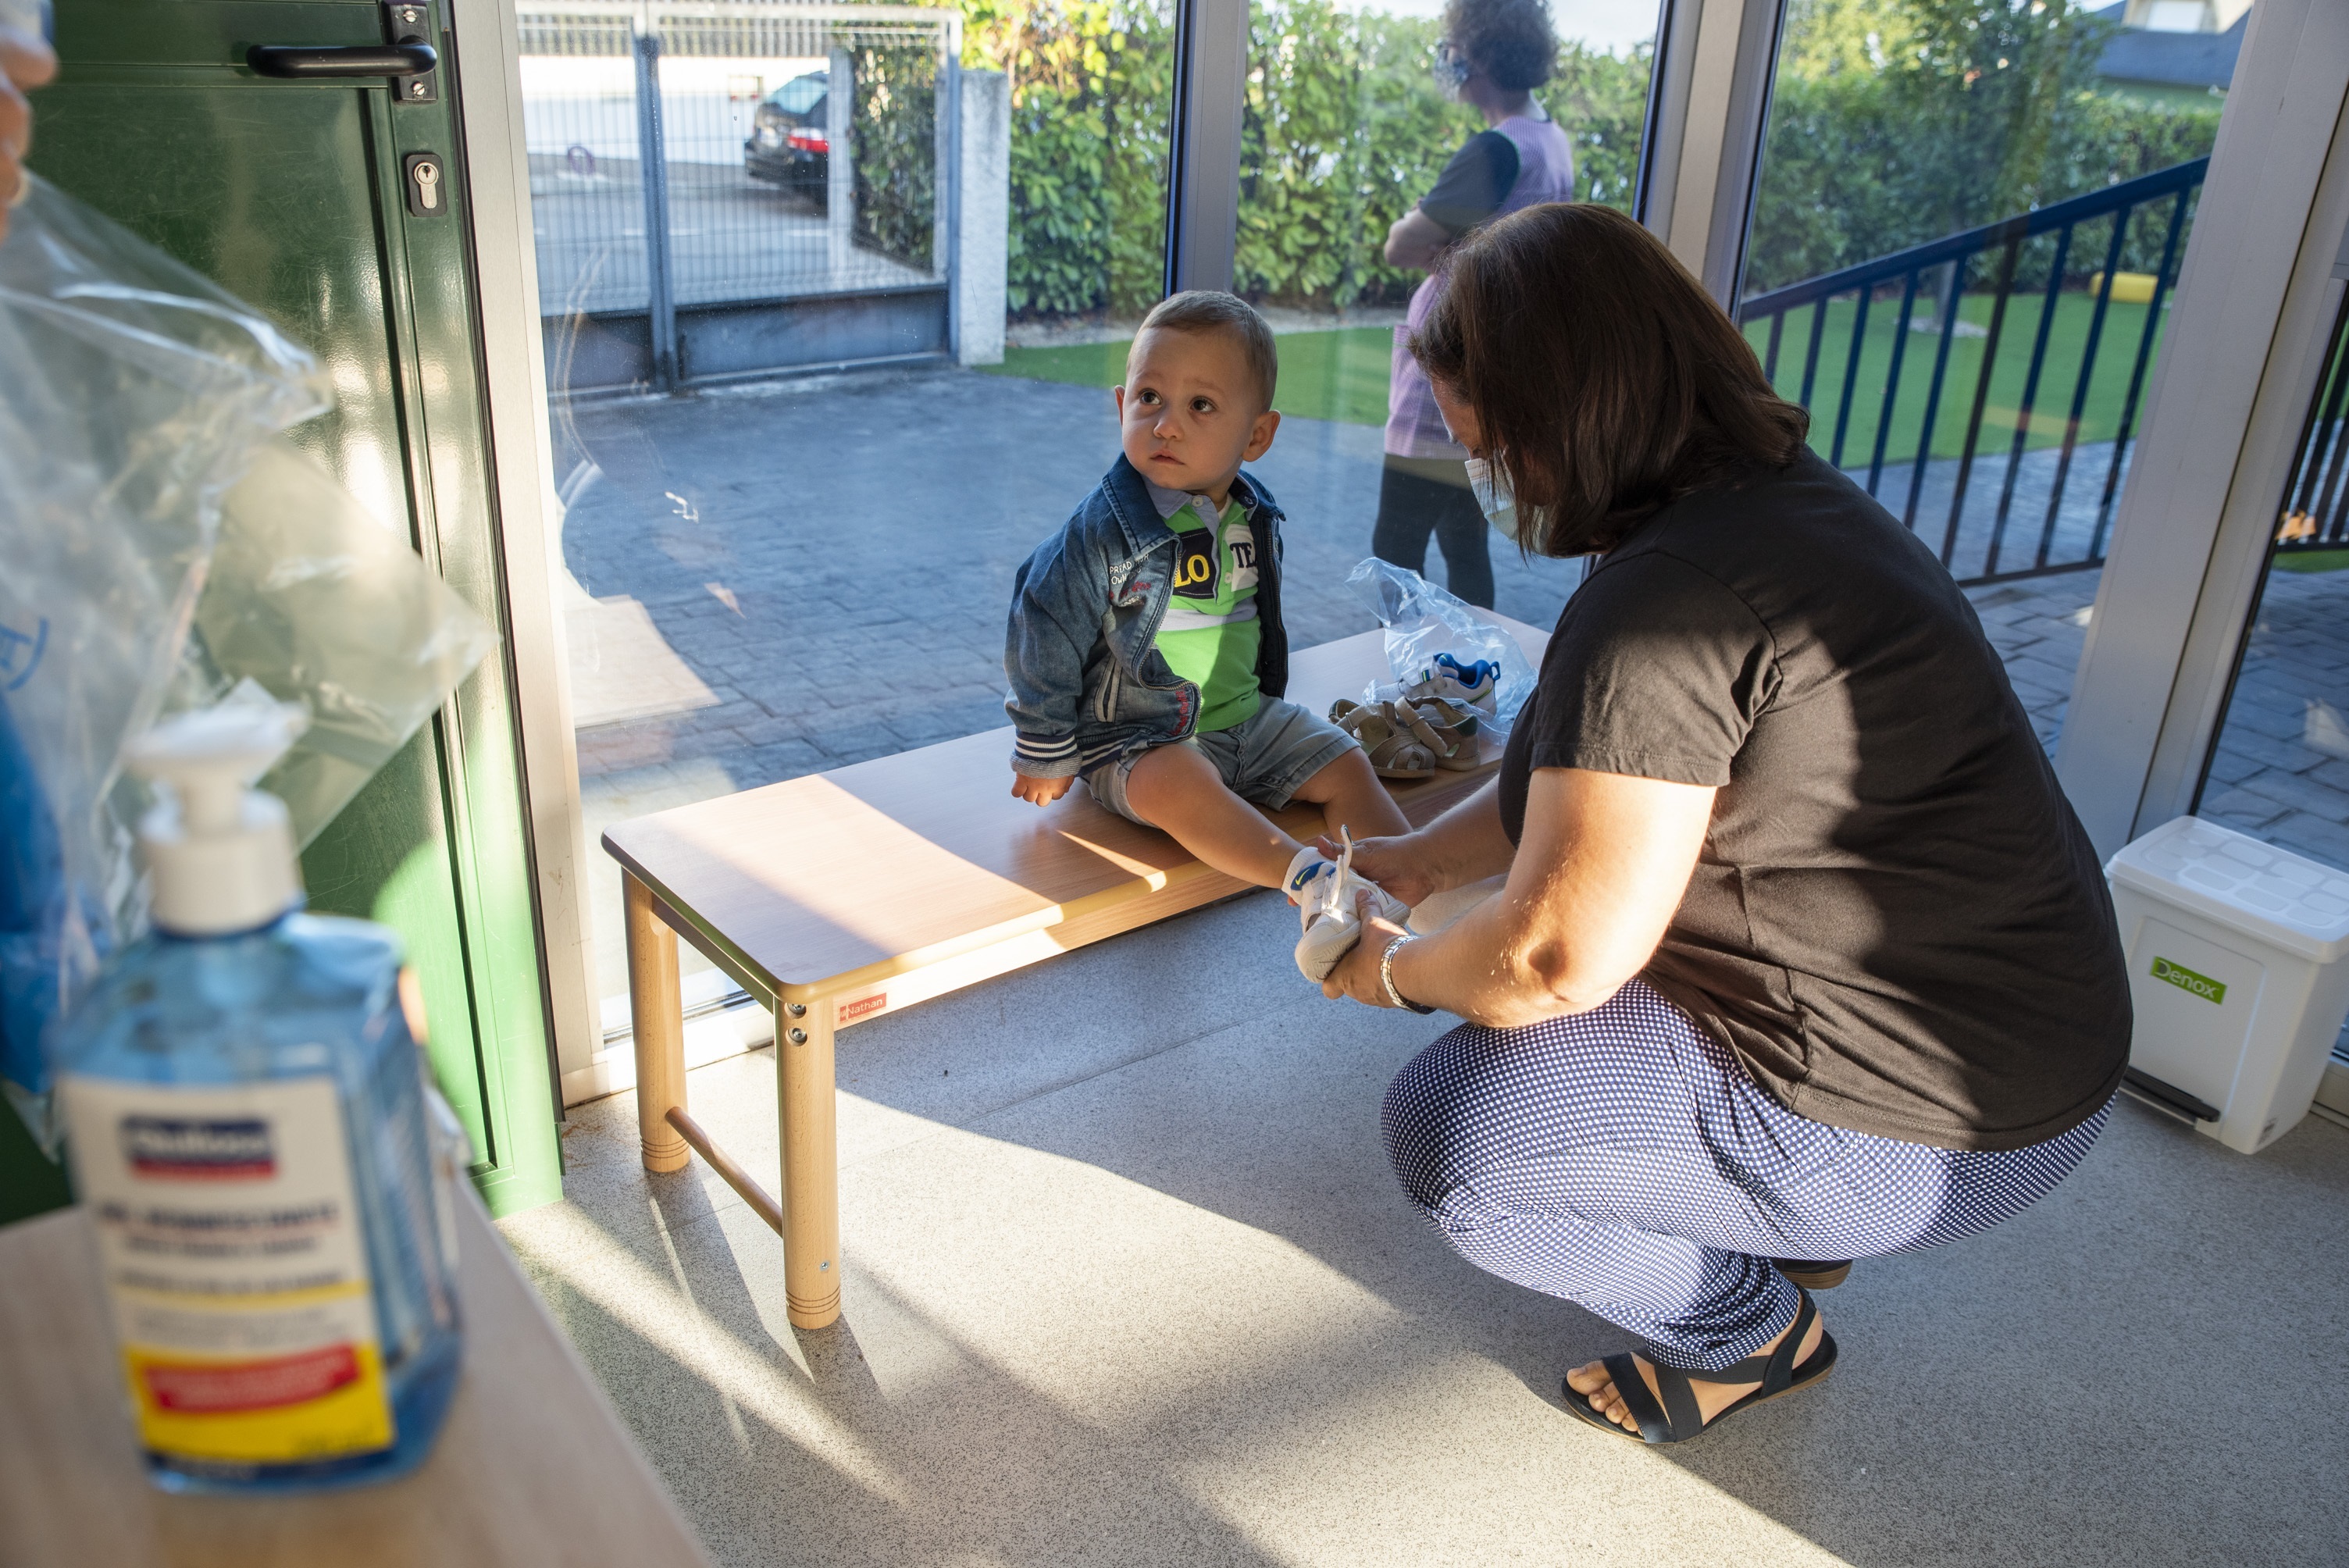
1133;290;1278;412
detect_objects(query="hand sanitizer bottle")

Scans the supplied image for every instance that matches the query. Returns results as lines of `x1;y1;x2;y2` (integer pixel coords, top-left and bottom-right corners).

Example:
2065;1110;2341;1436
51;705;462;1493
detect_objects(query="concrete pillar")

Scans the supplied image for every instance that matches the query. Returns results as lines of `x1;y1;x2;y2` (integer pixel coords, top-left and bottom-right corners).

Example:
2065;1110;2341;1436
827;46;854;276
954;68;1009;366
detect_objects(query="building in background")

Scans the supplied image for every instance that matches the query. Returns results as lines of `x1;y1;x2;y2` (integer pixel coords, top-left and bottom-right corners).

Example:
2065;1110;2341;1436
2095;0;2250;105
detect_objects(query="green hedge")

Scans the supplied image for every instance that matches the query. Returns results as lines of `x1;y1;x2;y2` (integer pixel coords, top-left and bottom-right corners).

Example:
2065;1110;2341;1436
853;45;941;272
1747;0;2221;294
1236;7;1651;308
902;0;2224;322
952;0;1646;318
960;0;1174;315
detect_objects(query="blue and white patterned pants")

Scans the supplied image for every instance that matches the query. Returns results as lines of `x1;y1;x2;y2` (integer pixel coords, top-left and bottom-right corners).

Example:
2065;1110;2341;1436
1381;978;2111;1371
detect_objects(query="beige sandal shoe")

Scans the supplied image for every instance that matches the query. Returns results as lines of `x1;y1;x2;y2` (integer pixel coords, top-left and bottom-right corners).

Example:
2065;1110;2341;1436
1396;694;1481;771
1329;698;1439;780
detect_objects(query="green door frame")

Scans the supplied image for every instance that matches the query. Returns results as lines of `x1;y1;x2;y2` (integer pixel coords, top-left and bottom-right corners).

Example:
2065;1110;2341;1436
27;0;565;1217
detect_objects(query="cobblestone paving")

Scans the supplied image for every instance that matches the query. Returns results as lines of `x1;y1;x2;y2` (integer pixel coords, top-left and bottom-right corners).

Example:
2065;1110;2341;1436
1852;438;2134;582
2196;565;2349;870
1937;566;2349;870
553;365;2349;1001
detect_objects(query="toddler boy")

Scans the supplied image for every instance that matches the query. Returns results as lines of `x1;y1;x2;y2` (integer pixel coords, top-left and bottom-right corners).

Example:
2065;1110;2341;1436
1003;291;1408;978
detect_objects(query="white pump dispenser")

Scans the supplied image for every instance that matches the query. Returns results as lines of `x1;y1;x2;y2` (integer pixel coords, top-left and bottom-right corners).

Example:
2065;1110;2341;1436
129;704;308;936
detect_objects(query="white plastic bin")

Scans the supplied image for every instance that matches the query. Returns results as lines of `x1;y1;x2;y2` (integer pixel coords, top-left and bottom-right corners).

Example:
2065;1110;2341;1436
2106;816;2349;1154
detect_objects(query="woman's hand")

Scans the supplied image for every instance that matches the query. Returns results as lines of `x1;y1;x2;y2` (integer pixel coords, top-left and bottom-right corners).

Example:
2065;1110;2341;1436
1316;831;1445;908
1321;896;1413;1007
0;25;57;242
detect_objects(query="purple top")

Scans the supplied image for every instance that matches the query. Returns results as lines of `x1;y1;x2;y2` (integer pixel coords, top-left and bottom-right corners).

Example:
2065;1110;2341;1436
1385;111;1576;460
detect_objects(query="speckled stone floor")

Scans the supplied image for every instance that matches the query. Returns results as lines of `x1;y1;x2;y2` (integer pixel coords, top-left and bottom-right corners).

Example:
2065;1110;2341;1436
501;889;2349;1567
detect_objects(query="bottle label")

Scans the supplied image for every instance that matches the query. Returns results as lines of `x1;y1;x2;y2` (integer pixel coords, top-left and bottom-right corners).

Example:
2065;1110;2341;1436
62;1075;395;1467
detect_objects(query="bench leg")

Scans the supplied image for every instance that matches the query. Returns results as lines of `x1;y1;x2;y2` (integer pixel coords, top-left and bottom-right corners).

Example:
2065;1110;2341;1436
624;873;690;1174
776;996;841;1328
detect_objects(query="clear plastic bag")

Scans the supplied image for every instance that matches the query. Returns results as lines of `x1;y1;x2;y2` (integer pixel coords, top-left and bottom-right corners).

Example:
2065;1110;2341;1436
0;178;497;1121
1346;557;1538;737
0;176;327;1109
191;440;499;846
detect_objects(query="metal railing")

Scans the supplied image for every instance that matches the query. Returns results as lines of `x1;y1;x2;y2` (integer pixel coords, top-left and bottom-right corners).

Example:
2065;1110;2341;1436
1738;158;2208;585
2274;284;2349;555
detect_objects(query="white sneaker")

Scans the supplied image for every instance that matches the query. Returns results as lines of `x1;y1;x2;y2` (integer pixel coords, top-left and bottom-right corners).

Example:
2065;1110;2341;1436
1403;654;1501;715
1286;831;1410;983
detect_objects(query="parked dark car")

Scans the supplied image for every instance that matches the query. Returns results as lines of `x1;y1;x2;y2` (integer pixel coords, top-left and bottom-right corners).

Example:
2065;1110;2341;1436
744;70;829;200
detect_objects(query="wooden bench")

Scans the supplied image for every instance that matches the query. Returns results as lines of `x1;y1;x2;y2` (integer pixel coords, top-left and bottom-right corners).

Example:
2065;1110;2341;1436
602;618;1548;1328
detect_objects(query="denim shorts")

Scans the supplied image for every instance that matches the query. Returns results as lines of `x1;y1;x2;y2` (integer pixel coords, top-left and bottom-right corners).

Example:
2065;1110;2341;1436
1087;697;1358;827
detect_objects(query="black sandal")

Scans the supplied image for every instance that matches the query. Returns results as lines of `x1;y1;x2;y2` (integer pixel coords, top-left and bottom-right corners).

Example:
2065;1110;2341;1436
1771;1258;1852;1290
1562;1288;1837;1444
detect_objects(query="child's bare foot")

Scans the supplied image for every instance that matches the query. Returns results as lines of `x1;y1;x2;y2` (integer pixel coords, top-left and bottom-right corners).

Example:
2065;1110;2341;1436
1563;1302;1827;1434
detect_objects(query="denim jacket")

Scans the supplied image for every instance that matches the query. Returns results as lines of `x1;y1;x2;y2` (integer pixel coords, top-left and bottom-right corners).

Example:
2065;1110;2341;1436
1004;454;1289;778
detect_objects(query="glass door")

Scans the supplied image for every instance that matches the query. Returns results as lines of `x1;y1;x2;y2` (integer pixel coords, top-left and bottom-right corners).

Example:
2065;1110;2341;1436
1223;0;1665;633
513;0;1178;1092
1733;0;2241;754
2191;289;2349;871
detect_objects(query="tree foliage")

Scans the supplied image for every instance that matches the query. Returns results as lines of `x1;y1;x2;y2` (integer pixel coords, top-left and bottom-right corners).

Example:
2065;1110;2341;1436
853;45;941;271
951;0;1647;317
1745;0;2221;293
850;0;2226;319
955;0;1174;315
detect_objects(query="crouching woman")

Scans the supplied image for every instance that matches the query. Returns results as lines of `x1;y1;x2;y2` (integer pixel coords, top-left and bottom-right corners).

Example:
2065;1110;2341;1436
1321;202;2130;1444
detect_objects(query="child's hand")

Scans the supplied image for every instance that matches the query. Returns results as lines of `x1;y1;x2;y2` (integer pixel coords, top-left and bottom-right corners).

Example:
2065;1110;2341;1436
1011;772;1074;807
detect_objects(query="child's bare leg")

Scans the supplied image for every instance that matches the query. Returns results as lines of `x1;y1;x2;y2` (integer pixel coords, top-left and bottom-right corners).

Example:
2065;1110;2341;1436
1122;743;1299;888
1287;748;1410;843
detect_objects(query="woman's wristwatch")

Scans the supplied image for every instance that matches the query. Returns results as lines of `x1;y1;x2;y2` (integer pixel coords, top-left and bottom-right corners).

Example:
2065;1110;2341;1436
1380;935;1435;1014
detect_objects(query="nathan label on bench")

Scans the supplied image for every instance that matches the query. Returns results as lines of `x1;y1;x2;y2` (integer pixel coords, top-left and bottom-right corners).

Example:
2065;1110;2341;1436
839;992;889;1025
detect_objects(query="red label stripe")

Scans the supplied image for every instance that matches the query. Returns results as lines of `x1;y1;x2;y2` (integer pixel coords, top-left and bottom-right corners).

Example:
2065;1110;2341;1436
143;1345;362;1413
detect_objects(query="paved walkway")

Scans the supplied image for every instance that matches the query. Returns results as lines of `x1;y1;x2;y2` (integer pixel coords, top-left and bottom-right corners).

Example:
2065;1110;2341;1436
2196;564;2349;868
556;365;2348;1003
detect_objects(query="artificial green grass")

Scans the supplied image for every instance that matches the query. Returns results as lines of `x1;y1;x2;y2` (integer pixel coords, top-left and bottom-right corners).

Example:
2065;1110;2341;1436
2274;547;2349;574
984;326;1398;426
1741;290;2174;468
985;296;2174;476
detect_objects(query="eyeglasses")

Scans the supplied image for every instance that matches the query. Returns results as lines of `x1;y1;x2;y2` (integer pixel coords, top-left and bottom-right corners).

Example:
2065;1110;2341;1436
1433;41;1471;91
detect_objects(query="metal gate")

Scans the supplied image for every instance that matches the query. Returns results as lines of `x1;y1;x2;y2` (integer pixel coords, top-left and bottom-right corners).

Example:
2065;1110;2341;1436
521;1;964;392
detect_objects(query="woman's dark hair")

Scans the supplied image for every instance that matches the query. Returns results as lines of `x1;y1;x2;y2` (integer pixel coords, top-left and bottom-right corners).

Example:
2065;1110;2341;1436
1411;201;1811;557
1442;0;1557;92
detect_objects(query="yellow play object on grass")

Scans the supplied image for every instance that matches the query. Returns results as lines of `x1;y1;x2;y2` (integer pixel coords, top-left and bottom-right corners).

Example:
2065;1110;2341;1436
2091;271;2162;305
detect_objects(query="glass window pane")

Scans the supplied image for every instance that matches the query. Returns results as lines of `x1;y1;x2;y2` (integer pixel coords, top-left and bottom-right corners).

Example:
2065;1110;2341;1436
1204;0;1660;629
1737;0;2240;754
2195;291;2349;875
522;2;1175;1046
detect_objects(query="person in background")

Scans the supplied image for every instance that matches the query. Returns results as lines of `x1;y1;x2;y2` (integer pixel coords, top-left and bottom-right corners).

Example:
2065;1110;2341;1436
0;18;55;245
1374;0;1573;610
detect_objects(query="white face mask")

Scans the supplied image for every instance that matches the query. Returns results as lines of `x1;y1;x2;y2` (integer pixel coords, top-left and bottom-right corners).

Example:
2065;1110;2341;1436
1464;456;1525;545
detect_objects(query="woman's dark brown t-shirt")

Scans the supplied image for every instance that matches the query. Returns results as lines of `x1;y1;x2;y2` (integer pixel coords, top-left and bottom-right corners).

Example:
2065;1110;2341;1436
1497;451;2129;1151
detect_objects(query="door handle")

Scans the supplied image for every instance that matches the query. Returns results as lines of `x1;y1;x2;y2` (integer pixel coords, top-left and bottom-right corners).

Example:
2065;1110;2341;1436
246;43;438;79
